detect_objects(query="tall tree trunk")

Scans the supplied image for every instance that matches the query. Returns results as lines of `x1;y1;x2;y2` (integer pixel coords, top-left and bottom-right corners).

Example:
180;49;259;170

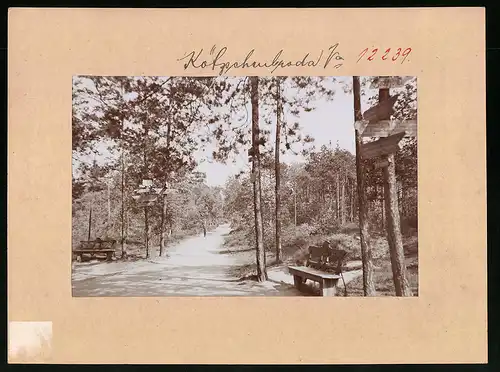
294;190;297;226
107;181;111;231
397;180;403;216
336;174;340;220
341;174;346;225
144;206;149;259
118;85;127;258
159;196;167;256
330;185;335;215
377;86;412;296
259;172;266;267
401;181;406;217
143;131;150;258
88;201;92;241
353;76;376;296
120;139;127;258
350;182;354;222
250;76;267;282
274;77;282;263
159;121;172;256
383;155;412;296
381;185;385;231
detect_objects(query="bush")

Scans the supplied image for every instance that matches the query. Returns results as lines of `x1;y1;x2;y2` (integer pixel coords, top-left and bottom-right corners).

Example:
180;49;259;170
281;223;316;246
277;223;363;262
310;211;341;235
340;222;359;234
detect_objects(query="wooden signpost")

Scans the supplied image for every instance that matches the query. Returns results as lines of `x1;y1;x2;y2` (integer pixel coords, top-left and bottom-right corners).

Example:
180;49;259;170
358;77;417;139
360;132;406;160
354;76;417;297
390;119;417;137
357;119;417;138
369;76;413;89
362;94;399;123
133;182;162;259
354;119;369;134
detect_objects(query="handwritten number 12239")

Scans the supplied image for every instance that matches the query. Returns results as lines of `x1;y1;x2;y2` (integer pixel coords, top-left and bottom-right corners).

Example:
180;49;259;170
357;47;412;64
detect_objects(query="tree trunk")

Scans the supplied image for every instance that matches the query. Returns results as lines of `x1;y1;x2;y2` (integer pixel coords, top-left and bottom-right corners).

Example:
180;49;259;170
250;76;267;282
383;154;412;296
259;172;266;267
107;182;111;231
397;180;403;216
144;206;149;259
88;201;92;241
375;86;412;296
274;77;283;264
331;185;335;216
350;182;354;222
401;181;406;217
381;185;385;231
336;174;340;220
341;175;346;225
294;191;297;226
120;143;127;258
143;125;151;259
159;195;167;256
159;121;172;257
353;76;377;296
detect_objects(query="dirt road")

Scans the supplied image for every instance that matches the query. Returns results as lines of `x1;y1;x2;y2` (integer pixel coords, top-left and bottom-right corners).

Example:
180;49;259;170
72;224;302;297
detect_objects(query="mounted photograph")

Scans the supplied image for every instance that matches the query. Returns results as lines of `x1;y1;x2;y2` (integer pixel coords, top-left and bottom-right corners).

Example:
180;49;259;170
72;75;418;297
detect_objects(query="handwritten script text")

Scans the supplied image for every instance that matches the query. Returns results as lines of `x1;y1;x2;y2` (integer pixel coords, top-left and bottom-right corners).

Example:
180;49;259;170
178;44;344;75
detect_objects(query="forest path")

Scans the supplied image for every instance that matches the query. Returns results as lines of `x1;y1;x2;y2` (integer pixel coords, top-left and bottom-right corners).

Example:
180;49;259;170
72;224;302;296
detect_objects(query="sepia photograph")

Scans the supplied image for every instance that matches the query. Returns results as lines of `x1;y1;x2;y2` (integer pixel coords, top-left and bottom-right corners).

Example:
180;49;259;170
72;75;418;297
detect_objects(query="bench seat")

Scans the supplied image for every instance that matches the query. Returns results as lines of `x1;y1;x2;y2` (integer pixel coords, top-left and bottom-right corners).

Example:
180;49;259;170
73;240;117;262
288;266;341;296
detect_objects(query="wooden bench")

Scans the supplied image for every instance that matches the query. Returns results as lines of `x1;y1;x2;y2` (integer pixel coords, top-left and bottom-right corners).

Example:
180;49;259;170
289;266;341;296
73;239;116;262
288;241;349;296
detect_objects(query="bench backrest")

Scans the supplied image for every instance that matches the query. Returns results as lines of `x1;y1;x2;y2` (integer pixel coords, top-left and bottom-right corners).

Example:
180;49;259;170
327;249;348;274
306;241;348;273
306;242;331;268
80;241;97;249
98;240;116;249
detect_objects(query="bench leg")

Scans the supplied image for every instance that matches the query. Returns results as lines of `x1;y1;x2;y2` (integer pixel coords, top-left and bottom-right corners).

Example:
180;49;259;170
320;279;338;297
106;252;112;261
293;275;302;290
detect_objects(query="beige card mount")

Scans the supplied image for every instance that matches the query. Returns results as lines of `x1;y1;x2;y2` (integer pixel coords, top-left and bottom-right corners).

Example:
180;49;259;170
8;8;486;364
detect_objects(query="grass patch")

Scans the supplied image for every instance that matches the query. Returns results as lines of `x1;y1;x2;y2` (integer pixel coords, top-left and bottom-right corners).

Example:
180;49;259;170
347;256;418;296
